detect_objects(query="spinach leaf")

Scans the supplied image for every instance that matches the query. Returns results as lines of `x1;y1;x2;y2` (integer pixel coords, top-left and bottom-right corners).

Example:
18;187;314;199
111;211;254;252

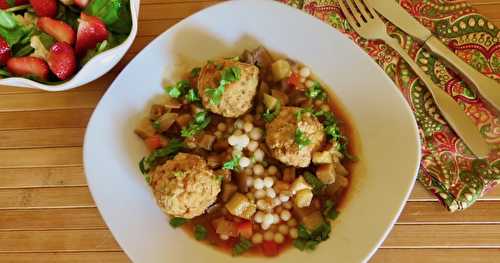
0;11;31;47
0;68;11;78
107;0;132;34
56;3;79;29
0;10;16;29
85;0;122;25
13;44;33;56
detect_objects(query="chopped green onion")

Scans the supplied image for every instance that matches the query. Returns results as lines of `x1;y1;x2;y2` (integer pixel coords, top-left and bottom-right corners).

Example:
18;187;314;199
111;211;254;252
194;224;208;240
169;217;188;228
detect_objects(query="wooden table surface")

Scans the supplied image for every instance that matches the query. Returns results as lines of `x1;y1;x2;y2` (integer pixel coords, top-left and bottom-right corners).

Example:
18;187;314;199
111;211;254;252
0;0;499;262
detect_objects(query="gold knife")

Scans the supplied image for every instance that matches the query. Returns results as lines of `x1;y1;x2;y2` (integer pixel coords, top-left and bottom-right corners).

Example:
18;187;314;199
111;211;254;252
369;0;500;111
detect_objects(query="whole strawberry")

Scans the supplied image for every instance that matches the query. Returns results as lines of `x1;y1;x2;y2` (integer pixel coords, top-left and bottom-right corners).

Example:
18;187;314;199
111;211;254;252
30;0;58;18
47;42;77;80
0;37;11;66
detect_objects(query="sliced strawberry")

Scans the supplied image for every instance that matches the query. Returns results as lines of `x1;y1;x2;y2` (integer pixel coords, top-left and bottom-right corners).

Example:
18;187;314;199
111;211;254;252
7;57;49;81
37;17;76;45
75;13;108;56
47;42;77;80
0;0;29;9
0;37;10;66
74;0;89;8
30;0;57;18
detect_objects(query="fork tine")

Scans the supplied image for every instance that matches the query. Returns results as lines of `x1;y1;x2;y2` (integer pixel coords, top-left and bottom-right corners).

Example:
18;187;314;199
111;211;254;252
361;0;381;19
344;0;365;25
338;0;359;28
351;0;371;20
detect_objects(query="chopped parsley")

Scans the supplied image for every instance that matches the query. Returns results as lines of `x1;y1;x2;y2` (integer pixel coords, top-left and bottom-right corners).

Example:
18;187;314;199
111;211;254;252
303;171;325;194
173;171;184;177
190;67;201;78
223;154;241;171
194;224;208;240
294;128;311;149
152;120;161;130
169;217;188;228
186;89;200;103
205;66;241;105
262;101;281;122
181;111;211;137
323;200;340;220
314;110;356;160
305;81;327;100
232;237;253;256
139;139;184;174
164;80;190;98
293;223;331;251
295;107;314;121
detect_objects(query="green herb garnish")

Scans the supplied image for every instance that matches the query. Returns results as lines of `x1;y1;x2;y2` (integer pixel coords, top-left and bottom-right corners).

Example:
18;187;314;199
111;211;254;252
262;101;281;122
138;139;184;174
303;171;325;194
194;224;208;240
190;67;201;78
295;107;313;121
165;80;190;98
223;154;241;171
205;66;241;105
186;89;200;103
152;120;161;131
169;217;188;228
294;128;311;149
305;81;327;100
293;223;331;251
323;200;340;220
180;111;211;137
232;238;253;256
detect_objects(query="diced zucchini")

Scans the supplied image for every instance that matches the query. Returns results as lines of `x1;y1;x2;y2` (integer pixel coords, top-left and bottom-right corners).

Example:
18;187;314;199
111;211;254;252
312;151;333;164
263;93;278;110
134;117;156;139
290;176;312;194
294;189;313;208
316;164;336;184
271;59;291;81
225;193;256;220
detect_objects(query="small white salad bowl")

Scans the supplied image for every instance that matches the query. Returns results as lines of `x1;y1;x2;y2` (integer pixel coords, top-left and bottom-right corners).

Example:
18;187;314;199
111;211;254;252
0;0;140;92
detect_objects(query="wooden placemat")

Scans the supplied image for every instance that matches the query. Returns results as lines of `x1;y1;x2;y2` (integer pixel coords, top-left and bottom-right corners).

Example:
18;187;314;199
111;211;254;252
0;0;499;262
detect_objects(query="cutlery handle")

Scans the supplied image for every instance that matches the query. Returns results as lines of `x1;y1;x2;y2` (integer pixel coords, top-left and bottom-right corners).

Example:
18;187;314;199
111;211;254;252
425;36;500;111
383;36;490;158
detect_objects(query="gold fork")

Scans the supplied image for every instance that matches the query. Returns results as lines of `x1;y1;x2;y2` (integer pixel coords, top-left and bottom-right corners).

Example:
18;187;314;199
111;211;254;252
338;0;490;158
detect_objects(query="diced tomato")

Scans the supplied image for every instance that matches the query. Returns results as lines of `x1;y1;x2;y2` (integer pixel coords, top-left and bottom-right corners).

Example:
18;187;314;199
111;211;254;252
145;135;162;150
236;221;253;239
287;72;301;87
261;241;280;257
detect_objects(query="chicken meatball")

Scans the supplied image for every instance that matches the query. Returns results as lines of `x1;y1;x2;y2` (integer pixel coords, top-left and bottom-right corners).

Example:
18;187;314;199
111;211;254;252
265;107;324;167
149;153;221;219
198;60;259;117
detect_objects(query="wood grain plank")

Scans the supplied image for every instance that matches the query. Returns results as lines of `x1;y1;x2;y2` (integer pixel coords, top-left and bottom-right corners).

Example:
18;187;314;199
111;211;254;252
0;252;130;263
138;1;219;20
137;19;180;36
409;183;500;201
0;147;82;168
0;187;93;209
0;208;103;230
382;225;500;248
0;167;86;188
0;109;92;131
371;248;500;263
0;92;102;112
399;201;500;224
0;229;120;252
0;128;85;149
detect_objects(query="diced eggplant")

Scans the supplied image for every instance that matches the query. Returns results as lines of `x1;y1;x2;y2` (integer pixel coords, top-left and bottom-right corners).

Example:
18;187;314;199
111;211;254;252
294;189;313;208
156;112;178;132
222;183;238;202
316;164;336;185
175;114;192;127
252;46;274;70
282;167;296;182
271;59;291;81
235;172;249;193
312;151;333;164
134;117;156;139
199;134;216;150
271;89;289;106
150;104;166;120
225;193;257;220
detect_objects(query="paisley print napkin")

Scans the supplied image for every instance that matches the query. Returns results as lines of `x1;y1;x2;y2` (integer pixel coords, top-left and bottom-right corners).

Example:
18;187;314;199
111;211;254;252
280;0;500;211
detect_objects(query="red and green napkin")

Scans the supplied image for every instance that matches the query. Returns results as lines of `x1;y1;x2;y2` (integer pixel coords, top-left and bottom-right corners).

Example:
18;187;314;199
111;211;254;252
280;0;499;211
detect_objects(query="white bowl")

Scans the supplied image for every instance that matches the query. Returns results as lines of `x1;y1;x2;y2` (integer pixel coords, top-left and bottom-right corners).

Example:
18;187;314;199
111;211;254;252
84;0;421;262
0;0;140;92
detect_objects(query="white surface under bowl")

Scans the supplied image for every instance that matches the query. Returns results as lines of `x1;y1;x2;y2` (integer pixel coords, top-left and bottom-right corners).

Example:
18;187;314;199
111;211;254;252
0;0;140;92
84;0;421;262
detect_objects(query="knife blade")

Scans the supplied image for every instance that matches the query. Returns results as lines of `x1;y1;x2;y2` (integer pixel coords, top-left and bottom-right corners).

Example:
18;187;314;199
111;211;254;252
369;0;500;111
